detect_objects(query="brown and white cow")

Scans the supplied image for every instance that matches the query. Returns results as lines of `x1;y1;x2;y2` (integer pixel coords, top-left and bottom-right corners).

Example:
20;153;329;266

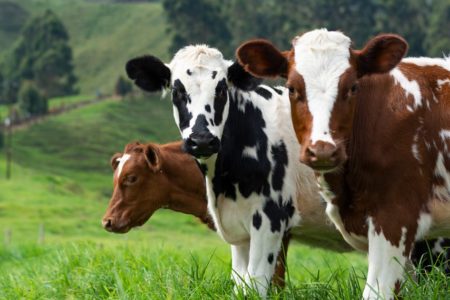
237;29;450;299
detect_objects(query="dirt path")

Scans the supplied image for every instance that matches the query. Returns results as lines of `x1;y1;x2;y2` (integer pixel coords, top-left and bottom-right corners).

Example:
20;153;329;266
1;95;120;132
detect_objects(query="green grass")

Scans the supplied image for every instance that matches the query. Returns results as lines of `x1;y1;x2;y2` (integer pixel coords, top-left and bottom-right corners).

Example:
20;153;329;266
2;0;171;95
48;94;93;110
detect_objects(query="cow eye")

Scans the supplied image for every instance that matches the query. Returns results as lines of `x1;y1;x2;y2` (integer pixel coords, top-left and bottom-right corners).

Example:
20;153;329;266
124;175;138;185
288;86;295;95
350;83;358;94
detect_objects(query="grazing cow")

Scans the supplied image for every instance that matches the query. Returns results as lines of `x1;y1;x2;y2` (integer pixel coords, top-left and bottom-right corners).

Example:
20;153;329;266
102;141;448;291
125;45;317;296
237;29;450;299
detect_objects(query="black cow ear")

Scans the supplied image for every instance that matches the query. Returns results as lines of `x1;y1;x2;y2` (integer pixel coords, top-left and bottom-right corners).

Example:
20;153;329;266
227;61;263;91
126;55;171;92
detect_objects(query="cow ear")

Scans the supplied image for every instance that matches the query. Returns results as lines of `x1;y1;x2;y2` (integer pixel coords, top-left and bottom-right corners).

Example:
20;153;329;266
126;55;171;92
236;39;289;78
355;34;408;77
144;144;161;172
110;153;123;170
227;61;263;91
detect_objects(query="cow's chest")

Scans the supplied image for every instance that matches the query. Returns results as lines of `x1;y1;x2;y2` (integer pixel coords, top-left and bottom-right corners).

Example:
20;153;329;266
318;175;368;251
206;180;261;244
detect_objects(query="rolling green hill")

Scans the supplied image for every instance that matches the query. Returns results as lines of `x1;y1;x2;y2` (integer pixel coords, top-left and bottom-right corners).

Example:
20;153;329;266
0;0;171;95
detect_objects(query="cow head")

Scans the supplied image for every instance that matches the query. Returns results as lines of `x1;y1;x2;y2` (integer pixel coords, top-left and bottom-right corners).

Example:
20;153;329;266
102;142;168;233
237;29;407;172
126;45;261;160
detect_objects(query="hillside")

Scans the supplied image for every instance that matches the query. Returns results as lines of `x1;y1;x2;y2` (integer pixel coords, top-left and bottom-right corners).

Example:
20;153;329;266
0;0;170;95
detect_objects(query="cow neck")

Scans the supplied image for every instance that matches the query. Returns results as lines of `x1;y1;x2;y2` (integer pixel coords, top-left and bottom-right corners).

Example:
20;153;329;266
159;142;210;226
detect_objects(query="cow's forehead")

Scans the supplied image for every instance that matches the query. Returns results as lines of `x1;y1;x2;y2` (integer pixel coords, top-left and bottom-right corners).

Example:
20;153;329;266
292;29;352;145
169;44;230;83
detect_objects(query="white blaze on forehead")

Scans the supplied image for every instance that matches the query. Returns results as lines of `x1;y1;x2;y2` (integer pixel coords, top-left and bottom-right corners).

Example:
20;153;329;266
293;29;351;145
116;154;131;178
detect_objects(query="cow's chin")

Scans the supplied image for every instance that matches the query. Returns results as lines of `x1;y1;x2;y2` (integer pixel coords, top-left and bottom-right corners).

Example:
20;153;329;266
112;213;152;234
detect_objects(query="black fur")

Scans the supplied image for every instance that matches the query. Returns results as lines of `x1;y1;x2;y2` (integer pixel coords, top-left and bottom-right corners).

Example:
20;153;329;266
255;87;272;100
172;79;192;130
267;253;274;264
212;71;217;79
263;197;295;233
272;87;283;95
212;89;271;201
271;142;288;191
253;211;262;230
214;79;228;126
227;61;263;91
205;105;211;113
126;55;171;92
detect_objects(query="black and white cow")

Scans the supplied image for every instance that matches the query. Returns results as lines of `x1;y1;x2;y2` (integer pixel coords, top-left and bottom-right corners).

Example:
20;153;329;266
126;45;310;296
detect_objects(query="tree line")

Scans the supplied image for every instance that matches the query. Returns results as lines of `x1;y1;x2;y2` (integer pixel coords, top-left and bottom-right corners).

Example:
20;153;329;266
163;0;450;58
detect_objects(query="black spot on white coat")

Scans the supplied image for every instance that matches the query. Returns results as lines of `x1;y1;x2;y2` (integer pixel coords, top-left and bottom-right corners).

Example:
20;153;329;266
253;211;262;230
271;142;288;191
172;79;192;130
263;197;295;233
267;253;274;264
213;79;228;126
255;87;272;100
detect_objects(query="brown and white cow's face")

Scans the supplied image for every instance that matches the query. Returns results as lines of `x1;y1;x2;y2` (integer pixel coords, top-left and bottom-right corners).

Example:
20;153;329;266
237;29;407;172
102;142;168;233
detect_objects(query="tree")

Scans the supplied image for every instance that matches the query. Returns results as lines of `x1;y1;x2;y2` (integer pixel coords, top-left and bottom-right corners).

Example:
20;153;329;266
114;75;133;97
17;81;48;117
7;9;77;100
162;0;233;56
425;0;450;57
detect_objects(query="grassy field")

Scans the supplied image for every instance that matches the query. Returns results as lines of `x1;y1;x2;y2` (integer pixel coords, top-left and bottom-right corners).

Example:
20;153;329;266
0;96;448;299
0;0;171;95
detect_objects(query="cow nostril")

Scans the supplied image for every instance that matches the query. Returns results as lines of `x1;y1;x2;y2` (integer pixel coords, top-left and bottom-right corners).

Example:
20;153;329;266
103;218;112;229
306;147;316;158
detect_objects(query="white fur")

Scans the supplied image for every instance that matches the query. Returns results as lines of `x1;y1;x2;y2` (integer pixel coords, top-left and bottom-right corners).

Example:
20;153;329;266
403;57;450;71
415;213;432;240
438;79;450;90
364;218;407;300
293;29;351;146
116;154;130;178
432;152;450;201
242;146;258;159
390;68;422;108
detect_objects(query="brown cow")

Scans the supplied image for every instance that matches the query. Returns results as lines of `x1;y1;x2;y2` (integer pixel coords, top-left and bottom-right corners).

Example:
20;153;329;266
237;29;450;299
102;140;352;288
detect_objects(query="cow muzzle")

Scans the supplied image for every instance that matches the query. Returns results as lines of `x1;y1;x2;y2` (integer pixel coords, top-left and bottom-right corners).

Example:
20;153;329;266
183;133;221;158
301;141;341;172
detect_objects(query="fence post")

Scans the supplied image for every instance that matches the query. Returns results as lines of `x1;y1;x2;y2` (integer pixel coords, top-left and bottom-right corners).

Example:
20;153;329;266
4;228;11;246
38;223;45;244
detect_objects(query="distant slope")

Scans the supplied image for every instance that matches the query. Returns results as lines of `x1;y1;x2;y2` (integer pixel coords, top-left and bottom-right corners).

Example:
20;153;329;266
0;1;29;54
12;94;179;178
2;0;171;94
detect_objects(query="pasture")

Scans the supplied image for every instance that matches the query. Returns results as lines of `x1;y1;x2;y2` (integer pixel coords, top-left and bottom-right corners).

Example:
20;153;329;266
1;0;449;299
0;97;448;299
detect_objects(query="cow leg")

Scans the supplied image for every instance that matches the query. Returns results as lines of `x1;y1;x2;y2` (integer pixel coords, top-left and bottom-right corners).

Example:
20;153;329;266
363;219;413;300
272;232;291;289
246;223;285;297
230;242;250;292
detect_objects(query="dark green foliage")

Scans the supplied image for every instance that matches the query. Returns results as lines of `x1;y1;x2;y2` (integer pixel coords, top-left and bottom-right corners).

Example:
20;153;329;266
163;0;448;57
162;0;233;56
425;0;450;57
7;9;77;101
0;1;29;51
114;75;133;97
17;81;48;117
